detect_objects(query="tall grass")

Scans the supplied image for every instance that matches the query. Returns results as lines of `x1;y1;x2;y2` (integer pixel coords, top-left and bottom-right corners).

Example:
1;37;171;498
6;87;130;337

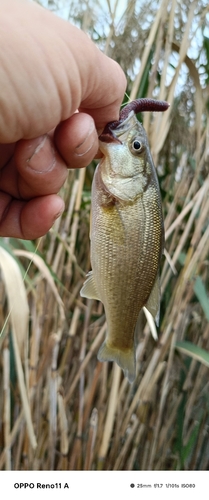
0;0;209;470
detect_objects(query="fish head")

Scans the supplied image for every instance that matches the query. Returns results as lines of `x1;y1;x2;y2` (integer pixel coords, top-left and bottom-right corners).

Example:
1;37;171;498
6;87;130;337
98;111;155;202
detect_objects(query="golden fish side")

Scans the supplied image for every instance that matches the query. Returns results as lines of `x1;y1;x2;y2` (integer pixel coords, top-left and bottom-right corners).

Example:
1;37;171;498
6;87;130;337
93;167;162;382
80;112;164;382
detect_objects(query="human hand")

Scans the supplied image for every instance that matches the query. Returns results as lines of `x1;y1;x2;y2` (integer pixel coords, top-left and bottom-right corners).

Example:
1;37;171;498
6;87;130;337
0;0;126;239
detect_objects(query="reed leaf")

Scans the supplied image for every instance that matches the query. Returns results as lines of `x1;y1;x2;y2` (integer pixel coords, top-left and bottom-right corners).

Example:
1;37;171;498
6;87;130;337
175;341;209;368
0;246;29;353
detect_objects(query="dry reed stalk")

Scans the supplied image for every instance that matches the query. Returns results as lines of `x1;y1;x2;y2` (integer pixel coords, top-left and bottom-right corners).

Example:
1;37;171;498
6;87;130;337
84;407;98;470
164;180;207;240
11;323;37;450
59;305;81;375
143;1;170;133
49;333;60;469
46;214;62;266
126;423;146;470
72;303;93;467
36;332;58;382
94;364;108;461
66;167;86;281
158;0;176;101
50;176;79;272
191;193;209;247
67;279;85;310
141;440;151;470
122;323;172;434
184;362;209;433
69;436;82;470
162;176;209;292
113;415;139;470
14;249;65;323
147;332;177;469
107;400;123;467
68;305;97;469
97;363;121;468
185;226;209;281
183;354;201;392
138;361;167;415
64;322;106;402
152;1;198;155
57;393;69;470
104;0;120;55
0;246;29;353
164;248;177;276
157;393;183;451
0;408;25;470
117;377;133;421
129;0;168;102
34;423;48;469
76;368;85;466
83;362;102;428
29;300;41;390
189;413;208;470
14;425;26;470
185;135;208;206
3;342;11;470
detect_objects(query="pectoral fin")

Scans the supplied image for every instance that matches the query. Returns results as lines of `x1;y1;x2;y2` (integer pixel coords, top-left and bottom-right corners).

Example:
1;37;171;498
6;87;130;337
80;271;100;300
145;273;161;326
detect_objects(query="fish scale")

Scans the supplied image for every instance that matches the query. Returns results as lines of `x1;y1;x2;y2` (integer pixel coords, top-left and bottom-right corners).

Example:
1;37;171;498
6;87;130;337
80;99;169;382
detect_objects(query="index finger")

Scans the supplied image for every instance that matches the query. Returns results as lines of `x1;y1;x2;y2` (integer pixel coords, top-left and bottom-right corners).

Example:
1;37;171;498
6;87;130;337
78;60;127;131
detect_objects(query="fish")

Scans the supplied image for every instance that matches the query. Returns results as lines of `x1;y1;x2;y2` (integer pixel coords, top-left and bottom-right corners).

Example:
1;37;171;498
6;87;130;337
80;98;169;383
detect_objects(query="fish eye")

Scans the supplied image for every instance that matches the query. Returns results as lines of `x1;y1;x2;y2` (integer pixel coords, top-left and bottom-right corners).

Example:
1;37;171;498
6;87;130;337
130;138;144;154
133;140;141;150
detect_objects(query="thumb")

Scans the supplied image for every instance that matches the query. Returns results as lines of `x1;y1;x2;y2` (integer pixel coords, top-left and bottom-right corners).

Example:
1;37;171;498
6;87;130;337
54;112;100;168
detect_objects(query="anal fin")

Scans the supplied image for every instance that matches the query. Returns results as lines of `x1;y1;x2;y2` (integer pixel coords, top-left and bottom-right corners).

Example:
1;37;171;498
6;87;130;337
143;307;158;340
145;273;161;326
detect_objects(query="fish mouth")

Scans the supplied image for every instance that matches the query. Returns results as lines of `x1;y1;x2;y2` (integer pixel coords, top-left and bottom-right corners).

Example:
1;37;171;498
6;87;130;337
99;128;122;144
99;113;134;144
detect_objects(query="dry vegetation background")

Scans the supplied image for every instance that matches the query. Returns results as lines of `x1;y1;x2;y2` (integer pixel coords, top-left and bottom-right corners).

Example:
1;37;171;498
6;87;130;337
0;0;209;471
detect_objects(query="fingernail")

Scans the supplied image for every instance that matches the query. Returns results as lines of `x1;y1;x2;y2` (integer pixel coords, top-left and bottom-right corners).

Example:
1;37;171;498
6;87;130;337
54;200;65;221
27;135;55;172
75;123;95;157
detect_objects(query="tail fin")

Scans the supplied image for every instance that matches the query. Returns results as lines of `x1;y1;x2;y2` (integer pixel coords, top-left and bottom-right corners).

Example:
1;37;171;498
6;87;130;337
97;341;136;383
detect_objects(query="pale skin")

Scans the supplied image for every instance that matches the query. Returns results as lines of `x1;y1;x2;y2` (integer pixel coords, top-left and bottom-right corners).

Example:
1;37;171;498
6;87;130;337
0;0;126;239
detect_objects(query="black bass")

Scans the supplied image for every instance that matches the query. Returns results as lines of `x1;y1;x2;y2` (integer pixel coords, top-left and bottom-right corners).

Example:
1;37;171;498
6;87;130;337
81;98;169;382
